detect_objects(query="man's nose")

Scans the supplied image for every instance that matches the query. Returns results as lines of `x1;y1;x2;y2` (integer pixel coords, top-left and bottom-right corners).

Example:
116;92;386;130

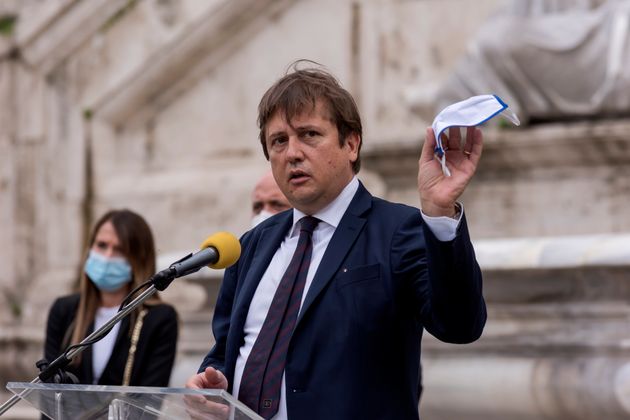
285;136;304;161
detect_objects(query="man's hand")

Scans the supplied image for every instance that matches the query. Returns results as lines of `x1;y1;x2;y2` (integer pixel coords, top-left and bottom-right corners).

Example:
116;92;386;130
418;126;483;217
185;367;228;390
184;367;230;420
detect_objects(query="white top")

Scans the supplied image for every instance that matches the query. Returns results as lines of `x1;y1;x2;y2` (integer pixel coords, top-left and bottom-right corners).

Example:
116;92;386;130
92;306;121;384
232;177;461;419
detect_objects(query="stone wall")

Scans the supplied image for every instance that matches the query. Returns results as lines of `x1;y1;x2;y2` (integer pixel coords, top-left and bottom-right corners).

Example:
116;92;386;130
1;0;630;418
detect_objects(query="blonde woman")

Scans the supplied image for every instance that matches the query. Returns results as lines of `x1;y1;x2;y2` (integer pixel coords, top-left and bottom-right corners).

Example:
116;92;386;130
44;209;178;386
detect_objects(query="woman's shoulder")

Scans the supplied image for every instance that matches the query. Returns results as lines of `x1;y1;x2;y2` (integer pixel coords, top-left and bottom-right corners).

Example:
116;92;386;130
141;302;178;338
144;302;178;320
50;293;81;313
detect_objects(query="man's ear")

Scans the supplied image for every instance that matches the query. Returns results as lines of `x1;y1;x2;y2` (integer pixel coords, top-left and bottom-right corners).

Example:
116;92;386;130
345;132;361;163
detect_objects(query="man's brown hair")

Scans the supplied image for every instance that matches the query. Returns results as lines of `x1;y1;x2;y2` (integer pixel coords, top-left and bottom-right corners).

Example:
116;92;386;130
258;62;363;173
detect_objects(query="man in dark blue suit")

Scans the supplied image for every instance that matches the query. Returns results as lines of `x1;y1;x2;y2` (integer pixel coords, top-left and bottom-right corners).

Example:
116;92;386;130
186;65;486;420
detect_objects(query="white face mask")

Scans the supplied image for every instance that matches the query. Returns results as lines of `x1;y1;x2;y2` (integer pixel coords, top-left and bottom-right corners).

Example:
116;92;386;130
432;94;520;176
251;210;275;228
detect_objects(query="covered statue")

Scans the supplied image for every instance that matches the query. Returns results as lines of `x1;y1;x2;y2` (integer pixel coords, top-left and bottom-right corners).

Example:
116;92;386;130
433;0;630;124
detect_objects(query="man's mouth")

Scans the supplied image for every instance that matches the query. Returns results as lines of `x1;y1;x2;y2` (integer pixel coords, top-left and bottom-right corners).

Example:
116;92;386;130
289;170;310;184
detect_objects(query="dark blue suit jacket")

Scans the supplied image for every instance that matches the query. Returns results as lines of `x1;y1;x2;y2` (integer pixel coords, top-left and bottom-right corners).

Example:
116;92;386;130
200;182;486;419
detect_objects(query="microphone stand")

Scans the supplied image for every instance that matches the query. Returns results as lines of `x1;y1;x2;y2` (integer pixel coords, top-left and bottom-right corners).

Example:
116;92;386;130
0;268;178;417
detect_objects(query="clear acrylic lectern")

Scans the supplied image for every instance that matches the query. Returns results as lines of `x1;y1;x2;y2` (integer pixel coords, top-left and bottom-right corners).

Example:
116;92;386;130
6;382;263;420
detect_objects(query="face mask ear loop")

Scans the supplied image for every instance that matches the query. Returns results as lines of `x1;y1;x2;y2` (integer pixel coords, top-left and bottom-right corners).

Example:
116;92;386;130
433;131;452;177
501;109;521;126
433;147;452;177
440;154;451;177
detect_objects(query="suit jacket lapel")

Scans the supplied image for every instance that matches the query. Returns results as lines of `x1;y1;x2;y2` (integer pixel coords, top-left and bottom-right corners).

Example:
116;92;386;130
297;183;372;325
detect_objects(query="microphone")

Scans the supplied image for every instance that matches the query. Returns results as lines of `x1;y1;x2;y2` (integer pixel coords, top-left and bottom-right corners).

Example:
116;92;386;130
151;232;241;290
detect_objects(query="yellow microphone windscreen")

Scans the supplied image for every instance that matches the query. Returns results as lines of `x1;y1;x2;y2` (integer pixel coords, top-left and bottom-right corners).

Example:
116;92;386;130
199;232;241;269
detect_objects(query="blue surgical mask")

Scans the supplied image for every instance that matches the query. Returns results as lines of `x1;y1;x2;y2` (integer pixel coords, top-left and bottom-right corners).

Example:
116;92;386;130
84;250;132;292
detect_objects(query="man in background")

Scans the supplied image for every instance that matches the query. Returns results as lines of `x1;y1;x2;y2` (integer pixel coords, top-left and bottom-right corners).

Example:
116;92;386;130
251;170;291;228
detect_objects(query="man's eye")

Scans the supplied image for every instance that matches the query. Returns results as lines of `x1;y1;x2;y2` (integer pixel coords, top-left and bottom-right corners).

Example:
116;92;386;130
271;137;287;147
305;131;318;138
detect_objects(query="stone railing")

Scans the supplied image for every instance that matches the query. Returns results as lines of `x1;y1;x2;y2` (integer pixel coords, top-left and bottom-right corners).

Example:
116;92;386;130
421;234;630;420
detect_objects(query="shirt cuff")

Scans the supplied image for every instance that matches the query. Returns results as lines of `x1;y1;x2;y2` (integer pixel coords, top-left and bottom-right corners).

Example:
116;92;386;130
420;203;463;242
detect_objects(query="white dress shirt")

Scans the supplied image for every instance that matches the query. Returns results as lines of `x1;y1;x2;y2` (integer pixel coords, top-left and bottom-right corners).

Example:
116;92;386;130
233;177;461;419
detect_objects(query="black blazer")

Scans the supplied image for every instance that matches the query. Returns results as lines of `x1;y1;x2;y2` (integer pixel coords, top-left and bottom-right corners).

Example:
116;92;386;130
200;182;486;420
44;293;178;387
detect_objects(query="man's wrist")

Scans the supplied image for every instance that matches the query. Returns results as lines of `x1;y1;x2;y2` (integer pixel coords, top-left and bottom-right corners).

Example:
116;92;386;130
421;202;459;219
420;203;462;241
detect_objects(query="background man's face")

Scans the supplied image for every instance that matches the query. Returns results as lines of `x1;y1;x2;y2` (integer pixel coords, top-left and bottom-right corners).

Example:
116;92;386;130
252;172;291;216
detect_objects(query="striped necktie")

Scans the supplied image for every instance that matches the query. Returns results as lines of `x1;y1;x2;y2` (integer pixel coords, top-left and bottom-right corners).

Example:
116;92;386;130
238;216;320;419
